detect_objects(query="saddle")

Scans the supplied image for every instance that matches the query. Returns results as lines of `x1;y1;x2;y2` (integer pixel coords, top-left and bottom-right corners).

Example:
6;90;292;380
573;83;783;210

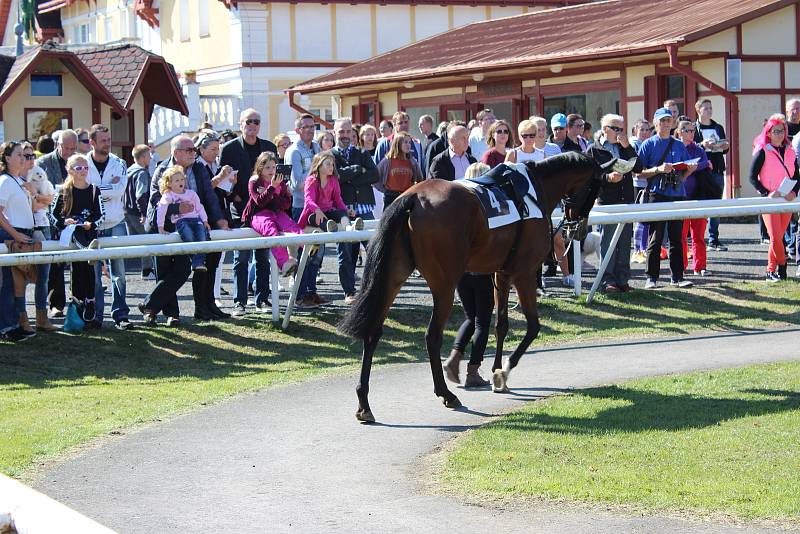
4;240;41;297
465;164;535;219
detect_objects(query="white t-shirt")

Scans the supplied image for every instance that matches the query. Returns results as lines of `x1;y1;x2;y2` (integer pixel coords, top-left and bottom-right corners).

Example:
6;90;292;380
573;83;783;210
0;173;34;229
468;127;489;162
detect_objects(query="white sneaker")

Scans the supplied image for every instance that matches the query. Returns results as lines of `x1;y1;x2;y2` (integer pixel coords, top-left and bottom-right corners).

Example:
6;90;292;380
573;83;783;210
670;279;693;288
644;279;657;290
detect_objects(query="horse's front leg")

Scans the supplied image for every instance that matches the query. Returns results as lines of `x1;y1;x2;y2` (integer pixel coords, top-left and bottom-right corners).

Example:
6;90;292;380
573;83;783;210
427;290;461;408
493;279;540;393
356;327;382;422
492;273;511;373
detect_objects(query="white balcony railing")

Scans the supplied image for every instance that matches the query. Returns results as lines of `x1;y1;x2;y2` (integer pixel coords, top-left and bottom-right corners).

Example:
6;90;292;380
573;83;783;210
148;95;241;147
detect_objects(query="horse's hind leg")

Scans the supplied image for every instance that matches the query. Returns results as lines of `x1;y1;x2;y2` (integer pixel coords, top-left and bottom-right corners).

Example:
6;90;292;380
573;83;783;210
492;273;511;373
356;328;382;422
493;278;540;393
427;286;461;408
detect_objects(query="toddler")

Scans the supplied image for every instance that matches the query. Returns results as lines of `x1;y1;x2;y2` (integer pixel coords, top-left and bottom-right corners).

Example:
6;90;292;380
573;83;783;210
156;166;211;272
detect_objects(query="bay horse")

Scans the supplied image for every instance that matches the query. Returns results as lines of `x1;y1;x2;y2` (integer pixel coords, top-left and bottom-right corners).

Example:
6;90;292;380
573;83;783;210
338;152;612;422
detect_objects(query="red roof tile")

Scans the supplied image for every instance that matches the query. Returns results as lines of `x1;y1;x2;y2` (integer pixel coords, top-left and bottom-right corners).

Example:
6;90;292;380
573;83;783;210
292;0;791;93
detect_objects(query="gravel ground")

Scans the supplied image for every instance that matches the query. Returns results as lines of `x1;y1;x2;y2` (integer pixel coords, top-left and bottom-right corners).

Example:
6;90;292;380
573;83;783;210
23;222;789;326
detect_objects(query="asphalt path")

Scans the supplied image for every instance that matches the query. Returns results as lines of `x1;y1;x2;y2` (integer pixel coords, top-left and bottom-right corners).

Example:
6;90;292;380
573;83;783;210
34;328;800;534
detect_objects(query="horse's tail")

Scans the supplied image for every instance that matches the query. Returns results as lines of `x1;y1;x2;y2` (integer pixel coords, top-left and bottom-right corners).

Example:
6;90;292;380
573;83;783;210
338;193;416;340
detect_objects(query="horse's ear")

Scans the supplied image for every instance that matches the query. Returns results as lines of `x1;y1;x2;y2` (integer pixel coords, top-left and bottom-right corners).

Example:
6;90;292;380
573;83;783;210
599;158;618;171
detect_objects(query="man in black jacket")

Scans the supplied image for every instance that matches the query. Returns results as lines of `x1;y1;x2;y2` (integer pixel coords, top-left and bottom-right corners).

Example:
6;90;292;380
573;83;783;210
219;108;277;317
585;114;643;293
429;124;476;181
331;117;378;303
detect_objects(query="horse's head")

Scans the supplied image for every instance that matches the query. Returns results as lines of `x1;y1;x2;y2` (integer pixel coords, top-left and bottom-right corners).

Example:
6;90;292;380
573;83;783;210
528;152;614;242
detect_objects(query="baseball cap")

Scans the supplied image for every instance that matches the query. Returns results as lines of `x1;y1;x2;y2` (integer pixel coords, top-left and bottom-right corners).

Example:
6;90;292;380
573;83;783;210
550;113;567;129
653;107;673;121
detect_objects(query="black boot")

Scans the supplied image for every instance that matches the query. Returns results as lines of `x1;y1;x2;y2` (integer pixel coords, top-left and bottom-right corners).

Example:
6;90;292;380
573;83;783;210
203;265;230;319
192;271;215;321
779;263;788;280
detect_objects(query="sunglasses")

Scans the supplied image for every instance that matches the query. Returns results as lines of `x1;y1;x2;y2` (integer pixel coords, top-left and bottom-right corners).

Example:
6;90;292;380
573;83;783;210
495;129;510;135
79;138;90;144
606;126;624;133
552;127;565;131
23;154;35;160
520;133;536;139
71;165;89;171
279;143;291;148
245;119;261;125
177;147;196;153
680;128;696;133
771;128;785;135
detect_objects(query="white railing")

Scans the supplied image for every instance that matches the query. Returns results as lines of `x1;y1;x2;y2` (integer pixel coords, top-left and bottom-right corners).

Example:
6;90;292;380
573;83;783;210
148;104;190;147
0;222;379;328
200;95;241;131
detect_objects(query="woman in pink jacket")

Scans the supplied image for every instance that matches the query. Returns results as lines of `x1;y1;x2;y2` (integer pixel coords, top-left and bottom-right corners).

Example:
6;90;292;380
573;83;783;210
749;117;800;281
242;151;302;276
297;151;362;233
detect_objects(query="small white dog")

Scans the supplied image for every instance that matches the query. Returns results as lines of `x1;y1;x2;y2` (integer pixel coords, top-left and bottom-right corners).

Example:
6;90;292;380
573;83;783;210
27;165;55;198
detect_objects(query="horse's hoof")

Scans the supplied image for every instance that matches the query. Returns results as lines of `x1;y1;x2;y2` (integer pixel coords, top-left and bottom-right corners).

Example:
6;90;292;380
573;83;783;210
442;395;462;409
356;409;375;423
492;370;509;393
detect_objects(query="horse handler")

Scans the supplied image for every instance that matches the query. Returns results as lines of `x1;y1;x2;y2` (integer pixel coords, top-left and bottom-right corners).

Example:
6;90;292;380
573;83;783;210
443;162;495;388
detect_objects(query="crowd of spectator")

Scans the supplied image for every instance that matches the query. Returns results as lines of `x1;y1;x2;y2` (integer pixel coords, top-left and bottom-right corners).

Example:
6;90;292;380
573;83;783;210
1;97;798;342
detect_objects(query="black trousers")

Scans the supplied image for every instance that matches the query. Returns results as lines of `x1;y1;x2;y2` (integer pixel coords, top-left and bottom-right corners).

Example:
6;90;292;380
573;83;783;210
70;261;94;301
646;194;685;281
48;262;66;310
144;255;191;318
452;273;495;365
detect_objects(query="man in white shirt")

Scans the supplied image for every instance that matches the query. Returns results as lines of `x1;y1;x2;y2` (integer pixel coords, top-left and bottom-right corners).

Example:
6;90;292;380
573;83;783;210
468;109;496;161
86;124;133;330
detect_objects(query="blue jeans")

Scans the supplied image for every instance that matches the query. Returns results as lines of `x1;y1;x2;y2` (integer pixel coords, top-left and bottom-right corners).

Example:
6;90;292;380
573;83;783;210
176;218;209;270
0;227;18;332
292;207;324;298
707;171;724;243
231;219;269;306
94;221;129;323
337;210;373;296
33;226;51;311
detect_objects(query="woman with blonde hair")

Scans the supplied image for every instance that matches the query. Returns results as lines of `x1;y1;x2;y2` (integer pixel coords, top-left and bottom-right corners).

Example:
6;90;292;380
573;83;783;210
273;133;292;163
375;132;423;206
505;117;561;163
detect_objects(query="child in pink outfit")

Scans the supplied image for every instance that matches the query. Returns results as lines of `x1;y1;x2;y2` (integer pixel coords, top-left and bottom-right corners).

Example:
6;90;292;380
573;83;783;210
156;166;210;271
297;151;362;233
241;152;302;276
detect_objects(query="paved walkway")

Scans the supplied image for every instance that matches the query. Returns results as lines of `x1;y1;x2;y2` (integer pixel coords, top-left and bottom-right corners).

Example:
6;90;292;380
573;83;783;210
34;329;800;533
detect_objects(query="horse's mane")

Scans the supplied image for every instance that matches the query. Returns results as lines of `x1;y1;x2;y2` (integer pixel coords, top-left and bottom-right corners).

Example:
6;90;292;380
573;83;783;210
528;151;594;178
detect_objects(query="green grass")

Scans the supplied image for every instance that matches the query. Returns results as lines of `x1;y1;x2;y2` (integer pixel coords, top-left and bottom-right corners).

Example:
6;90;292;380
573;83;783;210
3;279;800;480
441;361;800;521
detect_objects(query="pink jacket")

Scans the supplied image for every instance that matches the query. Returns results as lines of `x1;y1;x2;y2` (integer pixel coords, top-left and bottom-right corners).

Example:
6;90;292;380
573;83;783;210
759;144;797;193
241;176;293;226
297;174;346;227
156;189;207;229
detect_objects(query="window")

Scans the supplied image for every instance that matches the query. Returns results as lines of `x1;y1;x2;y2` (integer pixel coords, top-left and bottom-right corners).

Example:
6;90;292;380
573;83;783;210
25;109;71;140
30;75;63;97
404;106;439;136
180;0;190;41
111;112;132;145
663;74;686;116
104;16;113;43
198;0;210;37
309;108;333;130
542;89;620;130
